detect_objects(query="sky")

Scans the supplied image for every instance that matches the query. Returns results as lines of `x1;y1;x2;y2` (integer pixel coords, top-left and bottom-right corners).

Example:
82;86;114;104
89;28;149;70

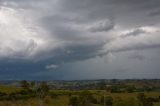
0;0;160;80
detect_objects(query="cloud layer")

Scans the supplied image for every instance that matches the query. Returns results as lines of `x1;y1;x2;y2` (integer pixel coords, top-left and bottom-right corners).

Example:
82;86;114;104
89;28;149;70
0;0;160;79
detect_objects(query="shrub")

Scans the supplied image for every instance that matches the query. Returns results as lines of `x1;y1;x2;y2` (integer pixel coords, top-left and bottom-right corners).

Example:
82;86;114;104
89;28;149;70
69;96;80;106
100;96;113;106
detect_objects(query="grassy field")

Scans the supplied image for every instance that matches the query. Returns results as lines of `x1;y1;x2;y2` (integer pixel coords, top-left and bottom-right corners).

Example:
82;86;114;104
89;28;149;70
0;85;160;106
0;85;21;94
0;92;160;106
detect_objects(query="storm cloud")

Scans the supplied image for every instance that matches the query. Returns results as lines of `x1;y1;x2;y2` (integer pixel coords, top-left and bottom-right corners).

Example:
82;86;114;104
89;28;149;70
0;0;160;80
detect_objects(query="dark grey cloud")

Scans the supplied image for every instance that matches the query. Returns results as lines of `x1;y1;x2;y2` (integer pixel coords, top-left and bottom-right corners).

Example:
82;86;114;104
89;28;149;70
128;54;145;61
109;44;160;54
148;9;160;17
108;0;160;10
0;0;160;79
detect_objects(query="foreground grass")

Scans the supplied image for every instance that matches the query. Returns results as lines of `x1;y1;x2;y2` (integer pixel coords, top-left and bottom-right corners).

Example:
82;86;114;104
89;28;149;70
0;86;160;106
0;85;21;94
0;94;160;106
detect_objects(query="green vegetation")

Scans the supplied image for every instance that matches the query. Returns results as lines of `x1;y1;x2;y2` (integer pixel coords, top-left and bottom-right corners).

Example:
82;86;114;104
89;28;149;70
0;85;21;94
0;79;159;106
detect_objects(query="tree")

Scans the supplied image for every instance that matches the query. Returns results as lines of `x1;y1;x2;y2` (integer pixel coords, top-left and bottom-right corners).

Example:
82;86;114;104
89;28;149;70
36;82;50;106
37;82;49;98
20;80;30;90
30;81;36;89
39;82;49;93
98;80;106;90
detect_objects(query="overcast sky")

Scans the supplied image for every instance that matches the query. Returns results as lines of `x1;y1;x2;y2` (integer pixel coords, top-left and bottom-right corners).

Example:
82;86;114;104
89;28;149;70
0;0;160;80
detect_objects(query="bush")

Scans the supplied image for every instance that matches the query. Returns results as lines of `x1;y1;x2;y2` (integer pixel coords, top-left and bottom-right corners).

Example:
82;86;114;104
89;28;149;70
126;86;136;93
110;86;121;93
69;96;80;106
137;93;153;106
100;96;113;106
68;91;98;106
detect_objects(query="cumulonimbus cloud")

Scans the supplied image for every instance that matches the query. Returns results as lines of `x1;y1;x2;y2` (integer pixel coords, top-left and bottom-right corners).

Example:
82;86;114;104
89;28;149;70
0;0;160;68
